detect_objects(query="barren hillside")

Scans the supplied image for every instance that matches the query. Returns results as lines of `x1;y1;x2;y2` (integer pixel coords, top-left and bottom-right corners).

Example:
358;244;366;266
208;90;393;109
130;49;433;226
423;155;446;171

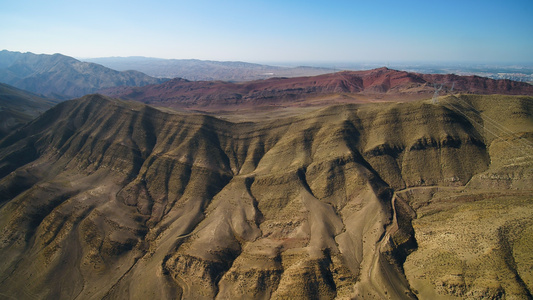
0;93;531;299
100;68;533;112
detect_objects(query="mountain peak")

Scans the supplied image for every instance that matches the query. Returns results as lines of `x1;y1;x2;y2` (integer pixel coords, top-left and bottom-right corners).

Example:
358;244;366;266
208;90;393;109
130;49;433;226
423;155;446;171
0;50;168;99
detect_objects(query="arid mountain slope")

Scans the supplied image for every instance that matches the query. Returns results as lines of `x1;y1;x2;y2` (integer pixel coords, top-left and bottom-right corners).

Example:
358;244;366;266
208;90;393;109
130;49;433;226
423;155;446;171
0;83;58;139
0;50;167;99
100;68;533;111
0;94;531;299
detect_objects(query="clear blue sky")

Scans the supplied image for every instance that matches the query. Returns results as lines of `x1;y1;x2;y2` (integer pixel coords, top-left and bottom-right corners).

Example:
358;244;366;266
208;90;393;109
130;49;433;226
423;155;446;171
1;0;532;64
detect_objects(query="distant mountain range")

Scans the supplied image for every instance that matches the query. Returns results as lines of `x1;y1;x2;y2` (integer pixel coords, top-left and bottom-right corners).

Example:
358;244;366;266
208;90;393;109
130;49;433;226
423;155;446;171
101;67;533;112
83;56;335;82
0;50;167;99
83;57;533;84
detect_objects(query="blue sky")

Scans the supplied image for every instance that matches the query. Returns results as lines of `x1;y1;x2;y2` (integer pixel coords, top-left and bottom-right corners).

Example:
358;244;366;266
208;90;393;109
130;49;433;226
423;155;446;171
1;0;532;63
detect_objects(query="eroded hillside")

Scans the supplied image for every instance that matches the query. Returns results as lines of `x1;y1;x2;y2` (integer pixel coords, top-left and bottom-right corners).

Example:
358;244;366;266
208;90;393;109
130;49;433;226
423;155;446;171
0;94;531;299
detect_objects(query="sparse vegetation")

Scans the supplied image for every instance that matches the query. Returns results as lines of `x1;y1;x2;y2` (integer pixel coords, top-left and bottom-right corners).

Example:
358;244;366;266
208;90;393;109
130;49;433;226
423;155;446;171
0;76;531;299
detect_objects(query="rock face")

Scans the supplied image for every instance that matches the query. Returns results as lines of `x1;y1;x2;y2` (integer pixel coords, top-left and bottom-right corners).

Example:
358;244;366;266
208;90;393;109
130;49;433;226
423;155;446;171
100;68;533;111
0;50;167;99
0;94;532;299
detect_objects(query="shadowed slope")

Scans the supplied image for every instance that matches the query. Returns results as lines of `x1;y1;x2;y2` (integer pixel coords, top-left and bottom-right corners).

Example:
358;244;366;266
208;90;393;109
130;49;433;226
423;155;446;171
0;83;58;139
0;94;531;299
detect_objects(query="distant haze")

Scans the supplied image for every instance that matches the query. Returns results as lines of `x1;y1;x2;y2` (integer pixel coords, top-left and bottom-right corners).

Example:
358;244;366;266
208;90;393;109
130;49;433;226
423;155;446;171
1;0;532;64
83;56;533;83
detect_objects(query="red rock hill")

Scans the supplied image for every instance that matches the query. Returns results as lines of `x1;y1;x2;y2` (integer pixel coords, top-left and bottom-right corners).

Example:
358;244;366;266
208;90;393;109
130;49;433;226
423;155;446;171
100;67;533;110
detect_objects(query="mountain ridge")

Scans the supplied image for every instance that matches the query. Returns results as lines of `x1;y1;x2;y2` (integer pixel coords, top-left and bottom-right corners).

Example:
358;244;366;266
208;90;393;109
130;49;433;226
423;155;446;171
100;67;533;112
0;94;531;299
83;56;335;81
0;50;167;99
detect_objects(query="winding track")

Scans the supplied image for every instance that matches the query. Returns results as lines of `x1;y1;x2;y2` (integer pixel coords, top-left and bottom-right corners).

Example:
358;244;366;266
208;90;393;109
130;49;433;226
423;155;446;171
366;185;462;298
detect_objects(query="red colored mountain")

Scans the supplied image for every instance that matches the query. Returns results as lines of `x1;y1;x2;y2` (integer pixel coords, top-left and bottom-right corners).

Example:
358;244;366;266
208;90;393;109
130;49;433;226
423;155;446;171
100;68;533;111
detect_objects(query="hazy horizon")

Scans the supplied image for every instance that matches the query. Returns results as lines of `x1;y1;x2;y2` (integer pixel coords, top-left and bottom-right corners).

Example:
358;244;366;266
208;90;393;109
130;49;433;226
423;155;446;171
81;56;533;71
3;49;533;70
1;0;532;64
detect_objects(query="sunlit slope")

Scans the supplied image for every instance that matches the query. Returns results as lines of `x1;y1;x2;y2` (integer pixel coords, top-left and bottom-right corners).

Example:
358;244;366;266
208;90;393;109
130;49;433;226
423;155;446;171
0;94;531;299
